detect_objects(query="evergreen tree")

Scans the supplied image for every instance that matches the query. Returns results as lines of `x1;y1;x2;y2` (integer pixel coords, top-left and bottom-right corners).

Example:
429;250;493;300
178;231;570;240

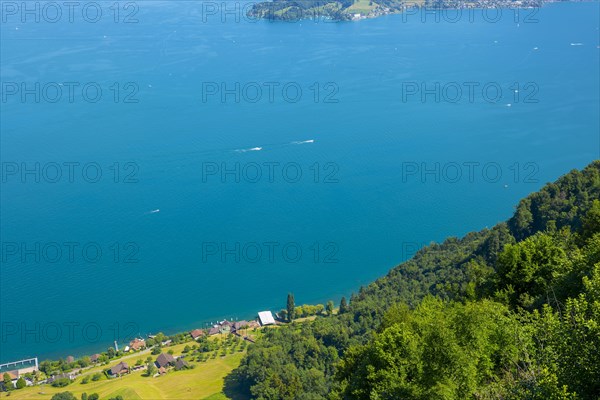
15;377;26;389
339;297;348;314
287;293;295;322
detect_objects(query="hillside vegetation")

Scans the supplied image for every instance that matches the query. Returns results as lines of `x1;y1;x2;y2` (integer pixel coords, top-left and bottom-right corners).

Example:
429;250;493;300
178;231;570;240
228;161;600;399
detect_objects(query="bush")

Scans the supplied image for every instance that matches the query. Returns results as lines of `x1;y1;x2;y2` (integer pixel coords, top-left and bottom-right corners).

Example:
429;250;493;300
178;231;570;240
80;376;90;384
51;378;71;388
51;392;77;400
91;373;102;382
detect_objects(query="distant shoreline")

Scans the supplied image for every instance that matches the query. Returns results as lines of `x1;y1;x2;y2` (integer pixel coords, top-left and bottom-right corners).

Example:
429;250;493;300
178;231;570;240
247;0;589;22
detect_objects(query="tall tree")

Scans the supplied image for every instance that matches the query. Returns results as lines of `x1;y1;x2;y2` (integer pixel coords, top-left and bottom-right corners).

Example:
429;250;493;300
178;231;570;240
16;377;26;389
339;297;348;314
3;373;12;391
287;293;295;322
326;300;334;316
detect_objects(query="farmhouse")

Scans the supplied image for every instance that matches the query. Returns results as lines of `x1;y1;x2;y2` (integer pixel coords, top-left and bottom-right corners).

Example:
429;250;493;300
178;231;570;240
175;358;189;371
109;361;129;376
155;353;176;369
47;372;77;383
190;329;205;340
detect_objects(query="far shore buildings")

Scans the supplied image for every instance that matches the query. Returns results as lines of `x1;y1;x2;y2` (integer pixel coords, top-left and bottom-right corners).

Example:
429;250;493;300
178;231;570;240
90;354;101;363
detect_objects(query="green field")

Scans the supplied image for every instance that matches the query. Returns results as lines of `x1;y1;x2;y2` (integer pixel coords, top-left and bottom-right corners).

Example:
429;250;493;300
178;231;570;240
3;339;248;400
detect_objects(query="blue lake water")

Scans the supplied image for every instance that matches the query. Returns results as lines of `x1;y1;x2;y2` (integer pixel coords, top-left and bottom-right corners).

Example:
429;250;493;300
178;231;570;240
1;1;598;362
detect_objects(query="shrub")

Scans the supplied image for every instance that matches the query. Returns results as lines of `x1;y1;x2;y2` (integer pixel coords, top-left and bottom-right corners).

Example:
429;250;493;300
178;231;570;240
51;378;71;387
91;373;102;382
51;392;77;400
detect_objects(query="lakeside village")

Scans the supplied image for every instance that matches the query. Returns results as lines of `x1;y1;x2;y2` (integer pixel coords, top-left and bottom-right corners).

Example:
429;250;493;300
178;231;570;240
0;310;281;391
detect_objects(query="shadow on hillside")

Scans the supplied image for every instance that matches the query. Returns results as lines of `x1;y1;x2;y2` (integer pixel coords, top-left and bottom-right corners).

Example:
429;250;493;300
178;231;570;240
222;366;251;400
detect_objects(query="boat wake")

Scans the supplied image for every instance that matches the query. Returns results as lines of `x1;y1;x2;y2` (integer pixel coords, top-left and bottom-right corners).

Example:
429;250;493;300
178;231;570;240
291;139;315;145
234;147;263;153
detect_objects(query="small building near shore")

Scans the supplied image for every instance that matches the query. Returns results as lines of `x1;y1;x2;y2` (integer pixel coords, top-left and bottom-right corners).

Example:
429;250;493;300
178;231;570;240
246;320;261;329
129;338;146;351
190;329;205;340
232;321;249;332
258;311;276;326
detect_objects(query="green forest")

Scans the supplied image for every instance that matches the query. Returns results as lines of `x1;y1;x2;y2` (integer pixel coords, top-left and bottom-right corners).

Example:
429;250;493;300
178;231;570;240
225;161;600;399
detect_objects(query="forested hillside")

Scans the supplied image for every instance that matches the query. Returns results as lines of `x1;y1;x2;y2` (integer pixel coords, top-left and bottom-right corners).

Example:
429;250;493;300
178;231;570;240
225;161;600;399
